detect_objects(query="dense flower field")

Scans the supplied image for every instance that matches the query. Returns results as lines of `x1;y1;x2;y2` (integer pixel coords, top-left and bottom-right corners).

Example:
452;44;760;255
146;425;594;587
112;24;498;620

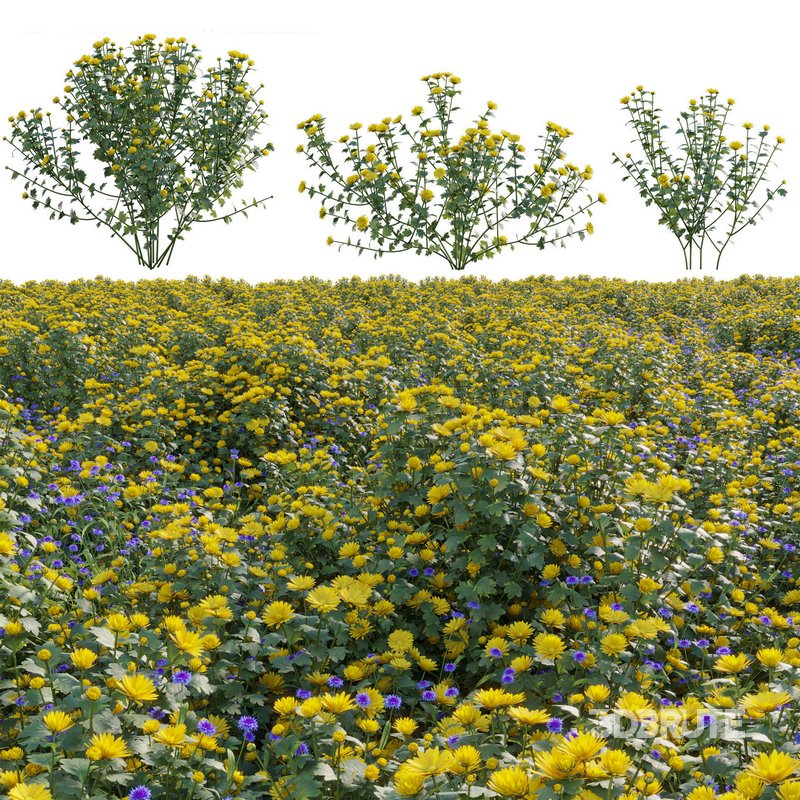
2;275;800;800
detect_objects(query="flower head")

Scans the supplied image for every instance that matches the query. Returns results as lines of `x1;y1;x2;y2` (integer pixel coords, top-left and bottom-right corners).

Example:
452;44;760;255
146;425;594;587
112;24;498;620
9;785;54;800
403;747;455;777
262;601;295;628
488;765;541;797
86;732;131;760
42;710;74;734
747;751;800;784
119;673;158;702
237;715;258;733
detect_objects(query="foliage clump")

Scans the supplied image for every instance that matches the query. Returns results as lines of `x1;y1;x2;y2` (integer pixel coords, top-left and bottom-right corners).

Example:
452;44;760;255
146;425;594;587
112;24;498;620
299;72;603;270
5;35;272;269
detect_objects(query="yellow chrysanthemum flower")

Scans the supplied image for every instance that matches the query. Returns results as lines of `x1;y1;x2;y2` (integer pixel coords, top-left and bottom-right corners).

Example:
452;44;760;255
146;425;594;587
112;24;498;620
262;601;295;628
533;633;566;660
394;766;426;797
154;724;188;748
585;685;612;703
740;690;792;719
118;673;158;703
473;688;526;710
488;766;541;797
69;648;97;670
756;648;783;667
9;785;54;800
403;747;455;777
600;749;632;776
557;731;606;763
86;732;131;760
735;773;765;799
320;692;357;714
778;782;800;800
506;621;534;644
305;586;341;613
600;633;628;656
686;788;716;800
42;710;74;734
747;751;800;784
450;745;482;774
170;628;205;657
393;717;419;736
508;706;551;726
714;653;752;673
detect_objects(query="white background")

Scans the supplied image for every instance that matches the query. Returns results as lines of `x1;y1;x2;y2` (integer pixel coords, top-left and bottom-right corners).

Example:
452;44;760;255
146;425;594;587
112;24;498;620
0;0;797;284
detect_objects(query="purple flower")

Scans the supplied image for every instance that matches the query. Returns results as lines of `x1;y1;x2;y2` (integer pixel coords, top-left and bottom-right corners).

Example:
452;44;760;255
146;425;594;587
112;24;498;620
444;687;459;698
546;718;563;733
356;693;371;708
573;651;587;663
130;788;152;800
172;670;192;685
422;690;436;702
489;647;504;658
444;662;456;673
328;676;344;688
237;715;258;733
385;694;402;709
295;742;309;755
197;719;217;735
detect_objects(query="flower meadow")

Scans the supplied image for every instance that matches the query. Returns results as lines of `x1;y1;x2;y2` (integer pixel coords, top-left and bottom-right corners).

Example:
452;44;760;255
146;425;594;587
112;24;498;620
2;274;800;800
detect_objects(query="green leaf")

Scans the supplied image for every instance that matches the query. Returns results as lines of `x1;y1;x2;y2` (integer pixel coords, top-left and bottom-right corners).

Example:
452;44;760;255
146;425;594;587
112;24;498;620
60;758;91;782
474;576;497;597
90;626;117;649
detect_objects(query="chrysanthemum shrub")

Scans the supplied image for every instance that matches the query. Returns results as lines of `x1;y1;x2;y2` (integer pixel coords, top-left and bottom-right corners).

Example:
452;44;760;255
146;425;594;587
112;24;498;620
613;86;787;271
298;72;605;270
4;35;273;270
3;276;800;799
